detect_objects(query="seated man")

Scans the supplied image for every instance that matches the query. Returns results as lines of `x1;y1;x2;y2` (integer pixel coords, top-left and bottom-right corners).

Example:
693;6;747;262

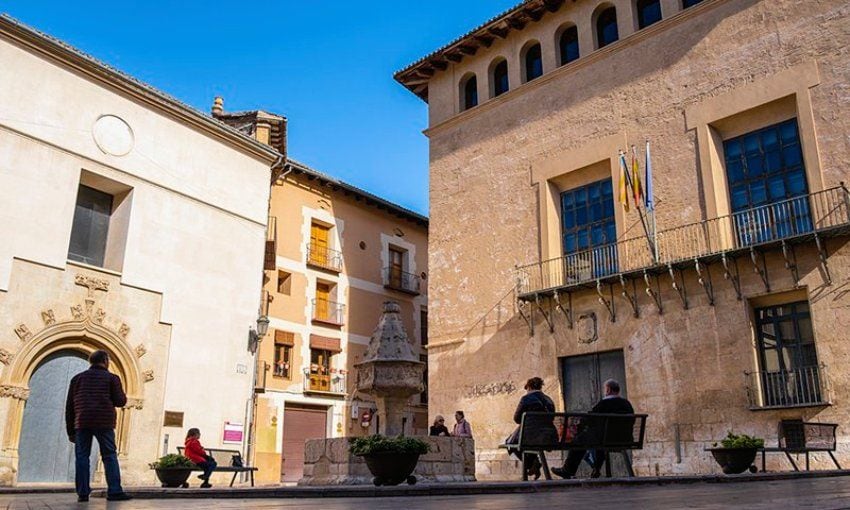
552;379;634;479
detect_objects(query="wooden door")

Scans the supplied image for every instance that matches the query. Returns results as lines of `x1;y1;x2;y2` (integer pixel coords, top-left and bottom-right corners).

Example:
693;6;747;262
315;283;330;320
281;405;328;482
310;223;330;265
389;247;404;287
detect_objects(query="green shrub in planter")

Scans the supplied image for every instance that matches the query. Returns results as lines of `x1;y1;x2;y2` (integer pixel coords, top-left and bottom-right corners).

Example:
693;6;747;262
716;432;765;449
349;435;431;456
149;454;195;469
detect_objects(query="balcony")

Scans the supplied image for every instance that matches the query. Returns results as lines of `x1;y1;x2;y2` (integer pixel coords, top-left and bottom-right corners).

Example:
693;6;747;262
303;368;346;396
383;268;421;295
264;216;277;271
307;243;343;272
312;298;345;326
516;187;850;298
745;365;830;410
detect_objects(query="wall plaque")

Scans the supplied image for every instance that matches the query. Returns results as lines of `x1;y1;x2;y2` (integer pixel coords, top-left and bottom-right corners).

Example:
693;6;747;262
163;411;184;428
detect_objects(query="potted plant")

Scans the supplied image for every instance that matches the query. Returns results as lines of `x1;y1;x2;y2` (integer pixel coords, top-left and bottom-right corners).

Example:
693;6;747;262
708;432;764;474
349;435;431;486
149;454;195;488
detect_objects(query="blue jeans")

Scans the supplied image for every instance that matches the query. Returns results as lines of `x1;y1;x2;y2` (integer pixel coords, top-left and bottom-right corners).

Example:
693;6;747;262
74;429;123;497
197;456;217;482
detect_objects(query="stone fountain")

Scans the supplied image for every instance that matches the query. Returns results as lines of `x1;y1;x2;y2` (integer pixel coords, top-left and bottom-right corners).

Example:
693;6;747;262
355;301;424;436
298;301;475;485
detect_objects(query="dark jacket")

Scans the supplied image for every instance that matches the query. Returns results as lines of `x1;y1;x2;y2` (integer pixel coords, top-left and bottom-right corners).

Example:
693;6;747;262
583;395;635;444
430;424;450;436
65;365;127;436
510;390;557;447
513;390;556;424
590;395;634;415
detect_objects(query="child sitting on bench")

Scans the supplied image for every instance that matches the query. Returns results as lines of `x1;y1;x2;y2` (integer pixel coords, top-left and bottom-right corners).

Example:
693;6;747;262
184;428;217;488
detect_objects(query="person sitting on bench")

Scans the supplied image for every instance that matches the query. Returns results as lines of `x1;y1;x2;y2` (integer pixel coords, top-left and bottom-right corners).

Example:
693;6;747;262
552;379;634;479
184;428;216;488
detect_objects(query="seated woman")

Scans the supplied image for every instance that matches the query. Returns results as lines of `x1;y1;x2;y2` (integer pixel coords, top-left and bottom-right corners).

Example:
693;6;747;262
430;415;450;436
184;428;216;488
508;377;557;480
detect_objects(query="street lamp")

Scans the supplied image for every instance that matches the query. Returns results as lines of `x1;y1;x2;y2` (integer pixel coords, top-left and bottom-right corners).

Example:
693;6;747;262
248;315;269;354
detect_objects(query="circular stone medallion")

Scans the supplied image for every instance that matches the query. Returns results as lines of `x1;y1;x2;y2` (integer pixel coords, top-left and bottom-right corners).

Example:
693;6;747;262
92;115;135;156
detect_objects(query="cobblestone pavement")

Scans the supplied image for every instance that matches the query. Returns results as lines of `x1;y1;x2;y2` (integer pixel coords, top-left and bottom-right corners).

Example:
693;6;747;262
3;477;850;510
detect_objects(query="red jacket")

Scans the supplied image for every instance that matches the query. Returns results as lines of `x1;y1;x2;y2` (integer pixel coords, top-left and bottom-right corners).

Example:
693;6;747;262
184;437;207;464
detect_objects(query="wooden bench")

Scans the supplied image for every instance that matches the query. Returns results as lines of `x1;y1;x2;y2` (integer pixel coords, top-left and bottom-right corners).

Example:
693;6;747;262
759;420;841;472
176;447;258;487
500;412;648;481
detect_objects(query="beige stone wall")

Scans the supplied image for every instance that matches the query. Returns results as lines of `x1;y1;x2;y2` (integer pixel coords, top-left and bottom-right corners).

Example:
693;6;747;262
423;0;850;478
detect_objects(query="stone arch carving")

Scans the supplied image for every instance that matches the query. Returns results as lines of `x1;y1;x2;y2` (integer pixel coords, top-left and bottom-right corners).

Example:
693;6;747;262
1;304;145;460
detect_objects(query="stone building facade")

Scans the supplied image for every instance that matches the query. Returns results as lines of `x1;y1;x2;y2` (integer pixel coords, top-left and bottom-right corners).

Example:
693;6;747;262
214;102;430;484
0;17;279;486
396;0;850;478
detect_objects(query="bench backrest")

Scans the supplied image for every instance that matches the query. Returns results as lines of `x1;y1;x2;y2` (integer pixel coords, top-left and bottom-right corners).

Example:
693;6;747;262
519;412;647;449
778;420;837;451
177;447;244;465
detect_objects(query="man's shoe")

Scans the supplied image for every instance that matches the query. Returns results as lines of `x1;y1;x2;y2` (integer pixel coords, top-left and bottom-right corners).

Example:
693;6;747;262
551;467;572;479
590;468;602;478
200;482;212;488
105;493;133;501
77;495;89;502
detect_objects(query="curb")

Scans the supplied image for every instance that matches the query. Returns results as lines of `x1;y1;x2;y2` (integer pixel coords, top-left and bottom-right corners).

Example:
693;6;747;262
74;469;850;499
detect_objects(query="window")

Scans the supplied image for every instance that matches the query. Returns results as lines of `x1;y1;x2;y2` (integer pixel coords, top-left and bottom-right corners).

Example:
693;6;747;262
461;74;478;110
558;25;580;65
523;42;543;83
595;6;619;48
491;59;509;97
754;301;822;407
723;119;810;246
420;309;428;347
388;247;404;288
561;179;617;277
68;185;113;267
277;270;292;295
636;0;662;29
273;343;292;379
682;0;703;8
309;348;332;392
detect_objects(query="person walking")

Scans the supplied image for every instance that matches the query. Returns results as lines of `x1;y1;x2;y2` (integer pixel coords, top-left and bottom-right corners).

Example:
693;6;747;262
552;379;634;479
429;415;450;436
65;350;132;502
184;428;217;488
452;411;473;438
507;377;557;480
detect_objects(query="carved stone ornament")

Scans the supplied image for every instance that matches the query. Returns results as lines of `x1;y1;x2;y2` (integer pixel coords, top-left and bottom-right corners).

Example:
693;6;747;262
142;370;154;383
14;324;32;342
71;304;85;321
41;309;56;326
134;344;147;359
119;323;130;339
0;348;14;365
93;308;106;325
0;384;30;400
75;274;110;296
124;398;144;410
577;312;598;344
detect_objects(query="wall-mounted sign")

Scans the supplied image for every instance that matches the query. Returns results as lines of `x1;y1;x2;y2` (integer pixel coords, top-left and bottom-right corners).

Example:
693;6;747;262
163;411;184;428
223;422;244;444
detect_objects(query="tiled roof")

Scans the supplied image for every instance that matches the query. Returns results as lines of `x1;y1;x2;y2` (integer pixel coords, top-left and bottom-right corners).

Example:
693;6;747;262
394;0;566;102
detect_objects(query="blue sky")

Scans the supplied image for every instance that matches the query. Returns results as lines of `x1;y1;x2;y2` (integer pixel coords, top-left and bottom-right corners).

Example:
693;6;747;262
3;1;518;215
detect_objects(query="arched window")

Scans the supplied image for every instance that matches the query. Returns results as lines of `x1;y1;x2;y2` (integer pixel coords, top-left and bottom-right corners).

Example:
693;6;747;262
523;42;543;83
595;5;619;48
460;74;478;111
491;59;509;97
636;0;662;29
682;0;703;8
558;25;580;65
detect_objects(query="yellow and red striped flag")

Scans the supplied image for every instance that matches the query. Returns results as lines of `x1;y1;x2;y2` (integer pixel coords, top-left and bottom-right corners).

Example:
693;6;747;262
631;145;643;207
618;151;630;213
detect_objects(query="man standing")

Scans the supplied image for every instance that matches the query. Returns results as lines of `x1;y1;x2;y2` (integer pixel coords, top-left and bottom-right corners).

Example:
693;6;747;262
65;350;132;502
552;379;634;479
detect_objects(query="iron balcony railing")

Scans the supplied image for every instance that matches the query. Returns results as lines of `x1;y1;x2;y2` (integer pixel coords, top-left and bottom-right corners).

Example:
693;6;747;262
312;298;345;325
303;368;346;394
307;243;343;272
517;186;850;296
383;267;421;295
745;365;829;409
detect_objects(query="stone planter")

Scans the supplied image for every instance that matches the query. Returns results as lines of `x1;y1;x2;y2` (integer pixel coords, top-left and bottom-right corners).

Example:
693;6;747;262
361;452;420;486
153;467;192;488
708;448;758;474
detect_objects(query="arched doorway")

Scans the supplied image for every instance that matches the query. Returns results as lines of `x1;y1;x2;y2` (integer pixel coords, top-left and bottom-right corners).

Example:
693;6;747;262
17;349;98;483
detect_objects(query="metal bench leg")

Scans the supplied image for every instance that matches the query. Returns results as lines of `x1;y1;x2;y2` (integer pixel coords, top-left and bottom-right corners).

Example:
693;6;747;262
538;452;552;481
521;453;529;481
784;451;799;472
761;450;766;473
806;452;810;471
828;451;842;470
604;451;612;478
230;471;238;487
622;451;635;477
250;470;254;487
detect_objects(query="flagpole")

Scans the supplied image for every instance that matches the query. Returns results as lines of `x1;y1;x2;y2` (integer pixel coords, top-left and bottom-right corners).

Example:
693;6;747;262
620;151;656;262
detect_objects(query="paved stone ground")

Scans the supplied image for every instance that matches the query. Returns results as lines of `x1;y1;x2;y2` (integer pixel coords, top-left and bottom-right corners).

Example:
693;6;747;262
3;477;850;510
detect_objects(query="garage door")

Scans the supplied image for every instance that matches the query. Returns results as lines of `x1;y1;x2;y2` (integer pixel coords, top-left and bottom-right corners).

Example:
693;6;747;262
282;405;328;482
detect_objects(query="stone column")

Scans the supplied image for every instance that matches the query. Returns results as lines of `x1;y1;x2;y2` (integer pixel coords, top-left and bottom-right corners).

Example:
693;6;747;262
376;395;409;436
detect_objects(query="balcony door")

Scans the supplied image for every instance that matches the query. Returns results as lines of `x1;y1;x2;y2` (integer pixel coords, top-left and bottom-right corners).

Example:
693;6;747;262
315;283;331;320
310;223;330;266
389;247;404;288
723;119;811;246
754;301;821;407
